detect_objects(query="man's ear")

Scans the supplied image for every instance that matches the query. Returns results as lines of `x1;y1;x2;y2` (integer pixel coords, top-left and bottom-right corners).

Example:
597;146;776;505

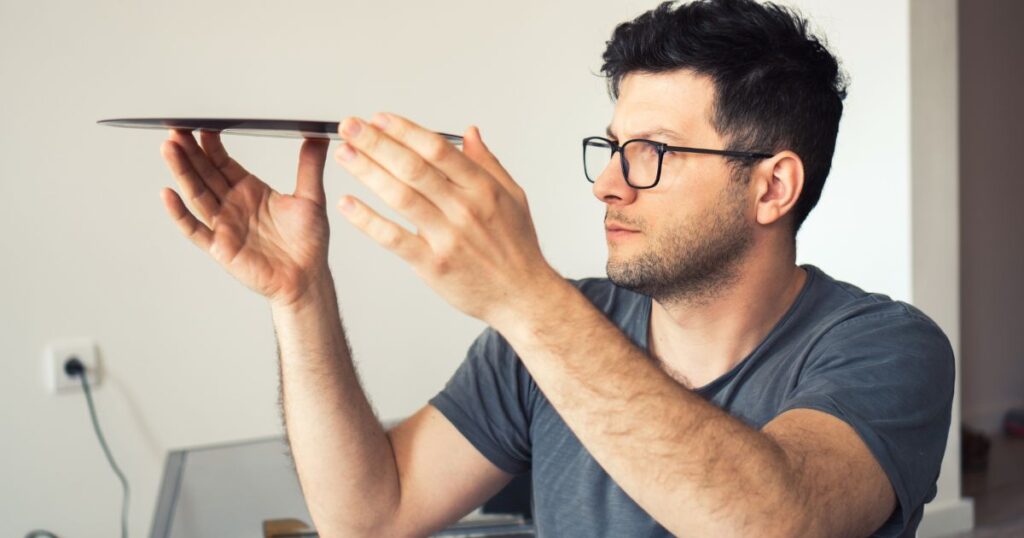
753;150;804;227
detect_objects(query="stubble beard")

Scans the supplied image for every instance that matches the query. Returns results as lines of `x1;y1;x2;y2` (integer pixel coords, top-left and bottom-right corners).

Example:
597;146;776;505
606;181;753;308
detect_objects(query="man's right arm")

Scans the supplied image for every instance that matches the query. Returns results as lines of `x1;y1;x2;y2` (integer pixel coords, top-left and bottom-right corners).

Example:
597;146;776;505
271;271;514;537
157;128;512;536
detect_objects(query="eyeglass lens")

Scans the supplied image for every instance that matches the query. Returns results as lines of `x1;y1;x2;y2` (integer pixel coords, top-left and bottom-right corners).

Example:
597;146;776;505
584;139;661;188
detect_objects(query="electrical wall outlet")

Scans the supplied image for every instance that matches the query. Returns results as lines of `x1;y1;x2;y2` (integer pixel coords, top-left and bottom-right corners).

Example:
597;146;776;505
44;339;101;393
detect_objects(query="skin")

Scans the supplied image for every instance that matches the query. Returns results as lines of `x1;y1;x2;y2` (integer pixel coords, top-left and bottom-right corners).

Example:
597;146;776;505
598;71;809;389
159;68;896;537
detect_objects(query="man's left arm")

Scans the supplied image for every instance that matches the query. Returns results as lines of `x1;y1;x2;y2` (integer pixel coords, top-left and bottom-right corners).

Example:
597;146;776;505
494;280;896;537
332;113;898;537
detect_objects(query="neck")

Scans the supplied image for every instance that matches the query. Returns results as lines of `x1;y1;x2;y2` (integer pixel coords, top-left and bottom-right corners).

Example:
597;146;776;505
647;245;806;389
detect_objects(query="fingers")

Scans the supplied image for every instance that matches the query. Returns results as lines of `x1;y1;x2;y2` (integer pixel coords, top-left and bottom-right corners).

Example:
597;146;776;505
198;130;252;185
337;195;429;265
160;138;221;225
160;187;213;252
334;137;449;238
294;138;330;207
168;130;232;201
461;125;528;204
364;114;486;192
339;116;458;206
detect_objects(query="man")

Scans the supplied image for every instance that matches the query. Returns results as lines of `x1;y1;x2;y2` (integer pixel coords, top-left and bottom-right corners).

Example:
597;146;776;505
158;0;953;536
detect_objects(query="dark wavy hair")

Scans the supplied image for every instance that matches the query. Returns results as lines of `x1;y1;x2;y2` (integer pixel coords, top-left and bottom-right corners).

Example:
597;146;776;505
601;0;848;235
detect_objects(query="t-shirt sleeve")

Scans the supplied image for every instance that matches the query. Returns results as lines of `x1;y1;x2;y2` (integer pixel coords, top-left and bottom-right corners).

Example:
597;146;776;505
778;308;955;533
428;327;533;475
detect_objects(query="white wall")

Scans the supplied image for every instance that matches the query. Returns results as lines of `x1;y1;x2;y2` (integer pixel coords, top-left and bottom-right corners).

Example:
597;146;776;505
910;1;974;535
792;0;912;300
0;1;959;536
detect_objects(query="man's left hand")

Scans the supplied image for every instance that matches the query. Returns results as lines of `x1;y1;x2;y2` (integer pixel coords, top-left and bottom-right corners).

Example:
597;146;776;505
333;113;563;328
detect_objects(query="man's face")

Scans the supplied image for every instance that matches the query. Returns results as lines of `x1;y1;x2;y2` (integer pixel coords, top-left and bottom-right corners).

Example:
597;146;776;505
593;69;754;305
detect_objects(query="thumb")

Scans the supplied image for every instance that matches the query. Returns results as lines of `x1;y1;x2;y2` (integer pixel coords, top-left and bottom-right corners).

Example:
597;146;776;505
294;137;330;206
464;126;521;198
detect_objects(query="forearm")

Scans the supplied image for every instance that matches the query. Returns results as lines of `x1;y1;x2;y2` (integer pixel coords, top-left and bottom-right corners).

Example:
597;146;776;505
270;270;400;536
495;280;809;537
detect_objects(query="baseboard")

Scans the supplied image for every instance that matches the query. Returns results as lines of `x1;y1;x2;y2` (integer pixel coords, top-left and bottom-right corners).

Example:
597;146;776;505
917;497;975;537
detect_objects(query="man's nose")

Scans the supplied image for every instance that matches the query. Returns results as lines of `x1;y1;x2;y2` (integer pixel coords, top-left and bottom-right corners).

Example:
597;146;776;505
591;153;638;205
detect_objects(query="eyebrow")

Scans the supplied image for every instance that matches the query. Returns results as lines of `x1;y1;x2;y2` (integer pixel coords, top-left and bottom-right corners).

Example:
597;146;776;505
605;125;686;143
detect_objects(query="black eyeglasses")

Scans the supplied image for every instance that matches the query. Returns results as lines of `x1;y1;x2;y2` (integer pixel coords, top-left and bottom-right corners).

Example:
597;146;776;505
582;136;774;189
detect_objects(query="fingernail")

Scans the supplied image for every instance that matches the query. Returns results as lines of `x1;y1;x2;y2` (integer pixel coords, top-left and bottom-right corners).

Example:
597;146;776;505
337;143;356;162
370;113;390;130
342;118;362;139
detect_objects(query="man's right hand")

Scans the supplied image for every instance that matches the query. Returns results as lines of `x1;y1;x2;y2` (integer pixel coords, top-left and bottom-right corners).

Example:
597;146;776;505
159;128;515;537
159;129;331;308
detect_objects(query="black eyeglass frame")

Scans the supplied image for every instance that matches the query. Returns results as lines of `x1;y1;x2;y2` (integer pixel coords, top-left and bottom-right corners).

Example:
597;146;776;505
582;136;775;189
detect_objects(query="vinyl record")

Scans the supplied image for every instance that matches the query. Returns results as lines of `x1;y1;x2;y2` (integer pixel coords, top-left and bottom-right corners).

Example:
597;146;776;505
98;117;464;144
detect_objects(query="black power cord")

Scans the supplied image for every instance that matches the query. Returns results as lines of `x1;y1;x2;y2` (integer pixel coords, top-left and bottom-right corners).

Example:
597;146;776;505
63;357;131;538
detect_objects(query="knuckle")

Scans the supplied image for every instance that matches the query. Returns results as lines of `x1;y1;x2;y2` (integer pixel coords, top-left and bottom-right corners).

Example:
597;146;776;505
430;253;452;275
449;201;478;227
190;187;215;207
431;231;458;257
400;157;431;181
514;186;528;204
481;187;500;215
208;154;229;171
377;223;403;250
393;188;418;212
358;125;380;152
389;117;410;138
425;136;450;162
366;136;384;157
457;189;498;226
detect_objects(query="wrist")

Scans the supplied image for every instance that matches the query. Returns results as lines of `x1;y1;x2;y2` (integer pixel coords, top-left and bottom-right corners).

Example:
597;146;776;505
269;266;337;315
486;267;578;338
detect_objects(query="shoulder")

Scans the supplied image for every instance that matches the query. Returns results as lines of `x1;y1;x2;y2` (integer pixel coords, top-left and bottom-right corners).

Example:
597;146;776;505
803;265;950;346
780;267;956;533
797;265;955;390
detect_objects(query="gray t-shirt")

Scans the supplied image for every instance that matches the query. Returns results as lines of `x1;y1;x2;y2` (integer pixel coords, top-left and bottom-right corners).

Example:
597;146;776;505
429;264;954;537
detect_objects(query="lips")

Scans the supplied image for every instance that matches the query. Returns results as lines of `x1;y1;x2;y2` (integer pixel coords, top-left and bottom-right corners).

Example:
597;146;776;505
605;222;640;243
605;222;639;233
